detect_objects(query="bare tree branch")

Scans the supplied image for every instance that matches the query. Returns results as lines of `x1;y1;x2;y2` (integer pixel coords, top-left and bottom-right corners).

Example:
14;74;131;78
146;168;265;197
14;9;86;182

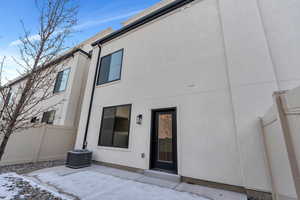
0;0;78;160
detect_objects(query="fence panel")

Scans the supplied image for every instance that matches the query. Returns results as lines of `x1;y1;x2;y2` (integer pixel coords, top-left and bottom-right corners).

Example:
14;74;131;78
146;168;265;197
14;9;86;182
261;90;300;200
38;125;76;161
0;125;76;166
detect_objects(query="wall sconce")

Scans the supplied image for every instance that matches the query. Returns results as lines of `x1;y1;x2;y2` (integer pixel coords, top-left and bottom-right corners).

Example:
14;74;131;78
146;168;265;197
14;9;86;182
136;114;143;125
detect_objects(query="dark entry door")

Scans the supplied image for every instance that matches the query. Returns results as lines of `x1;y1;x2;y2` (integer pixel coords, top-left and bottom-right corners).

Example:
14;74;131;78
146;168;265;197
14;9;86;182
150;108;177;173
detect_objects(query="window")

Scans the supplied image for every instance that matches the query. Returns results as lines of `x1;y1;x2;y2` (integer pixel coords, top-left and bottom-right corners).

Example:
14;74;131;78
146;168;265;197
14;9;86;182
30;117;39;123
53;68;70;93
98;104;131;148
41;110;56;124
97;49;124;85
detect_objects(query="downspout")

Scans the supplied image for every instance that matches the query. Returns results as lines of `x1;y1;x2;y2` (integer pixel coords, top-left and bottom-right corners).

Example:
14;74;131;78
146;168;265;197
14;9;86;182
82;44;102;149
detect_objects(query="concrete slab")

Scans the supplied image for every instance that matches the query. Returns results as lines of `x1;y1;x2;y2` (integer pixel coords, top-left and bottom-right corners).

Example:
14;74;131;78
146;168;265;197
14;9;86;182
89;165;144;180
28;170;209;200
26;164;248;200
136;176;180;189
29;165;91;176
175;183;247;200
144;170;180;182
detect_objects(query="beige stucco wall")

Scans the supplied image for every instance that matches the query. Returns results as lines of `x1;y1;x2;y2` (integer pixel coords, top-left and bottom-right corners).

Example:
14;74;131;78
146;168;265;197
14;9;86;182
8;51;91;127
0;125;76;166
0;51;91;166
262;106;297;199
261;86;300;200
62;52;91;127
75;0;300;192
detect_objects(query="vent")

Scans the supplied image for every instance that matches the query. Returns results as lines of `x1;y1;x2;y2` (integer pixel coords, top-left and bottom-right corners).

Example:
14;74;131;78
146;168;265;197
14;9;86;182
66;150;92;169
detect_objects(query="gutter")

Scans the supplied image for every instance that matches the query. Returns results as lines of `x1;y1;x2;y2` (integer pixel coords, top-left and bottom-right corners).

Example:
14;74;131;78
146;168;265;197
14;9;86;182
82;44;102;149
91;0;195;46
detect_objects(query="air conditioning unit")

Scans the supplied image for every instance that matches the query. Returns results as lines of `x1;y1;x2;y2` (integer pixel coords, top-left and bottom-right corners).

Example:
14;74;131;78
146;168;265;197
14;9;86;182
66;150;92;169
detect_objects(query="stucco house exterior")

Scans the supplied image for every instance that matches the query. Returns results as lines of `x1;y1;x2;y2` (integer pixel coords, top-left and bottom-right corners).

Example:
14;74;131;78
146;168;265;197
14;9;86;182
4;26;115;127
0;46;92;165
67;0;299;197
5;48;91;127
0;26;117;166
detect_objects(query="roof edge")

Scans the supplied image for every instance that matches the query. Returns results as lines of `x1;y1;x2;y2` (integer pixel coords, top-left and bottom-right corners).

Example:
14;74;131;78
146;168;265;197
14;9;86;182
91;0;195;46
6;48;90;87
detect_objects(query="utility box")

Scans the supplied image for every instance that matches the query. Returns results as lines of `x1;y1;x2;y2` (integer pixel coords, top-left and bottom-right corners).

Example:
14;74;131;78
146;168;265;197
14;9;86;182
66;150;92;169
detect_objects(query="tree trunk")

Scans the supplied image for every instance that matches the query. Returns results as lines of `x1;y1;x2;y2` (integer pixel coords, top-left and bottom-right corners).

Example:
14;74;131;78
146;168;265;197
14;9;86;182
0;78;32;161
0;133;11;161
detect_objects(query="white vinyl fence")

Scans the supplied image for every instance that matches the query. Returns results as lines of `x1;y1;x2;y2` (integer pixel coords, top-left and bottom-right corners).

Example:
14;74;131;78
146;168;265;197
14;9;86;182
261;87;300;200
0;125;76;166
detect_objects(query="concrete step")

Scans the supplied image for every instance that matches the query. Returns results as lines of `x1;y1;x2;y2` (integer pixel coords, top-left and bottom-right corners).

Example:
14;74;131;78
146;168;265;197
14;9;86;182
143;170;180;183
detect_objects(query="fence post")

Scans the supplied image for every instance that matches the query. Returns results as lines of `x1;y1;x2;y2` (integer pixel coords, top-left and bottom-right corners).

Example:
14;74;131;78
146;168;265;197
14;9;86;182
34;125;47;162
274;92;300;199
259;118;278;200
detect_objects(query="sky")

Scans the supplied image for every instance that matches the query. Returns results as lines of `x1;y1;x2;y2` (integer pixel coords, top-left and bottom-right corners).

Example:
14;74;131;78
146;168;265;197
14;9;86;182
0;0;160;82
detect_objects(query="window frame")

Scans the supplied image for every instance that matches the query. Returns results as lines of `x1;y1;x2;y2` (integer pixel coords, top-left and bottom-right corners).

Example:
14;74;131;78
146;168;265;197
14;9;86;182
96;49;124;86
53;68;71;94
41;110;56;125
30;117;39;123
98;104;132;148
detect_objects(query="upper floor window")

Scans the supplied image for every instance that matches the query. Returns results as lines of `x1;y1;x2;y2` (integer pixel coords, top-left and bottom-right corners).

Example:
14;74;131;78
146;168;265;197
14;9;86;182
42;110;56;124
97;49;124;85
53;68;70;93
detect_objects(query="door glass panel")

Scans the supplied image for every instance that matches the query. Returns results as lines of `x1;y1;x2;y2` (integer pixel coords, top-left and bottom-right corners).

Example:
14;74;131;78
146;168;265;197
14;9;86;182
157;114;172;162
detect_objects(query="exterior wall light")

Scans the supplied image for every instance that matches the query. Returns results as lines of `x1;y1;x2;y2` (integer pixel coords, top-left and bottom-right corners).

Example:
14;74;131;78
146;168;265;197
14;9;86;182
136;114;143;125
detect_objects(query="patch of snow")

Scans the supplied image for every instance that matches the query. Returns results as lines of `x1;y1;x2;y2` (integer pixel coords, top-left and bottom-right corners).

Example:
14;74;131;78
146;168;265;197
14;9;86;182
36;171;210;200
0;173;71;200
0;173;19;200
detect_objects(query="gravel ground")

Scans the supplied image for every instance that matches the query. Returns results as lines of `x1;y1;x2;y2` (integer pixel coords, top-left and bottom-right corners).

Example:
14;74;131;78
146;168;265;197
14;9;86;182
0;160;65;174
0;161;67;199
0;174;65;200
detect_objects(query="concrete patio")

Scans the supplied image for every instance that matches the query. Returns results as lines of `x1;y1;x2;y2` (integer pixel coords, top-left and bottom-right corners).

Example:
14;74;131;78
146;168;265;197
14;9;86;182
23;164;247;200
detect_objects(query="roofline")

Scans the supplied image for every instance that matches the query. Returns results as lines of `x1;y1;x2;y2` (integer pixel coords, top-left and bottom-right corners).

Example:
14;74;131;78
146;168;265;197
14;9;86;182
91;0;195;46
7;48;91;87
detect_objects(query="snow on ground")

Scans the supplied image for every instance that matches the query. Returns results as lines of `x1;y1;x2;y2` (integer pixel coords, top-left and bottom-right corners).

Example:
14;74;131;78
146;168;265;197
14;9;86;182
0;173;70;200
36;171;210;200
0;173;19;200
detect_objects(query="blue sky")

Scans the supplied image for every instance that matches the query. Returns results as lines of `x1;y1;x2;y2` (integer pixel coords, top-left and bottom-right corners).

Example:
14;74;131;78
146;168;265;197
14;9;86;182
0;0;160;81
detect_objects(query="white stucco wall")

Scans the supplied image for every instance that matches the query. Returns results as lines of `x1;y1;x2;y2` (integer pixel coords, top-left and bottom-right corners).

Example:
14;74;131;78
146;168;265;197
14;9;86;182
217;0;277;191
77;0;243;188
257;0;300;90
75;0;300;192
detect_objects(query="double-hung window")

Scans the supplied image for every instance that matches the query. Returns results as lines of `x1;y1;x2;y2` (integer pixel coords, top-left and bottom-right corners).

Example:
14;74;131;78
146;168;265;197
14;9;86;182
98;104;131;148
53;68;70;93
97;49;124;85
